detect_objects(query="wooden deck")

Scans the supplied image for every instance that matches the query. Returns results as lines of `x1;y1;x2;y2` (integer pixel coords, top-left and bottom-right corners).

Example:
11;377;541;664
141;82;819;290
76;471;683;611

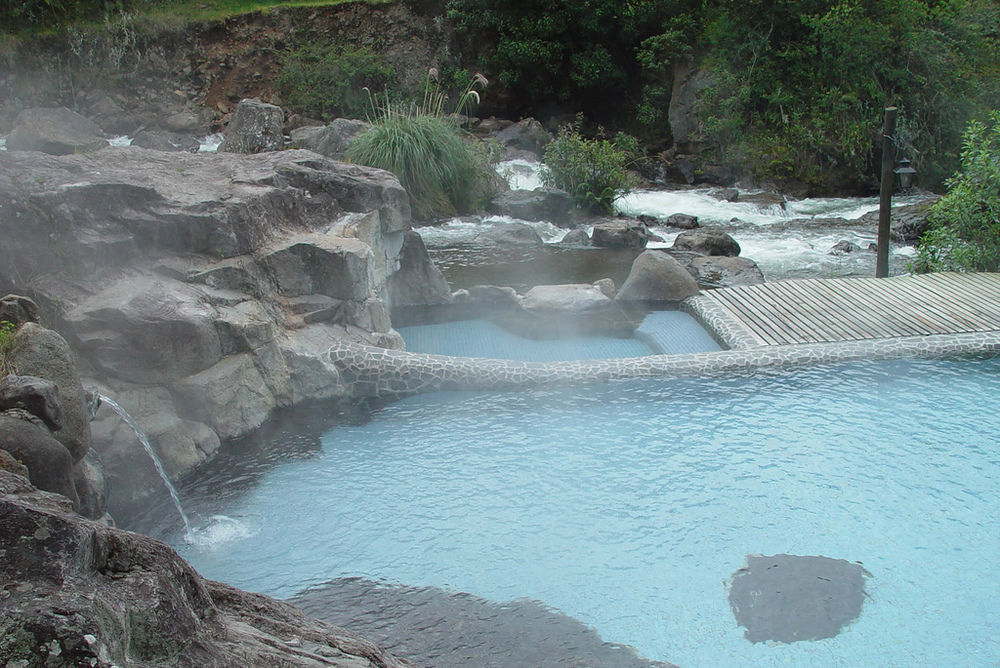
698;272;1000;346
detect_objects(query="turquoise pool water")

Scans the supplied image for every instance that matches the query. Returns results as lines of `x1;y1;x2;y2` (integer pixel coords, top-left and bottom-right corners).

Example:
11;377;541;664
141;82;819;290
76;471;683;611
164;356;1000;666
398;310;721;359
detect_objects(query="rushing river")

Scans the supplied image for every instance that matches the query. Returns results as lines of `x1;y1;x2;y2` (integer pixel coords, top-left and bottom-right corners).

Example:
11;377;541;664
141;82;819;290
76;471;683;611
419;159;927;289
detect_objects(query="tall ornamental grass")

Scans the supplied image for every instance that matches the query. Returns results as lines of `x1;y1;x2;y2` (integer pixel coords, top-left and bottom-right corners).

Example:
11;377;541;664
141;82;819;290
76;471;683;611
346;72;493;220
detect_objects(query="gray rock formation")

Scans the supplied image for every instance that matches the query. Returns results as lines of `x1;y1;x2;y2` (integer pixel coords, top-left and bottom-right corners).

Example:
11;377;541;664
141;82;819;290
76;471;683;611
858;198;938;243
8;324;90;463
560;228;591;246
0;147;414;507
6;106;106;155
0;470;410;668
669;60;712;153
388;231;452;308
591;222;650;248
474;222;544;246
0;374;63;431
131;129;200;152
688;255;765;288
673;230;741;257
520;283;614;314
292;118;371;159
489;188;574;226
830;240;862;255
218;98;284;154
665;213;699;229
617;251;701;302
494;118;552;158
0;413;79;509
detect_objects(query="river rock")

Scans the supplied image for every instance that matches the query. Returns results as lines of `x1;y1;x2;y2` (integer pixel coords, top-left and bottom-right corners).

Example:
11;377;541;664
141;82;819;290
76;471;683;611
830;240;862;255
0;374;62;431
388;231;452;308
474;222;544;246
0;413;79;509
689;255;765;288
666;213;699;229
8;324;90;463
6;106;106;155
560;228;591;246
520;283;614;313
164;110;205;134
591;222;649;248
494;118;552;157
858;198;938;243
292;118;370;159
490;187;574;226
673;230;741;257
0;294;40;327
617;250;701;302
0;470;409;668
131;129;200;152
218;98;284;154
740;192;787;210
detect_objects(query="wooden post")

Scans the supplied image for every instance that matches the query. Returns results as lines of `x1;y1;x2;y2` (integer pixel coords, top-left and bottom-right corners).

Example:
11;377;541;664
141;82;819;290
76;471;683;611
876;106;898;278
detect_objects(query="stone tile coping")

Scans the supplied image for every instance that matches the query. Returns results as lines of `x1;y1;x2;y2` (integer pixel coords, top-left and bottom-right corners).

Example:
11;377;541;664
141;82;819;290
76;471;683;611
328;331;1000;399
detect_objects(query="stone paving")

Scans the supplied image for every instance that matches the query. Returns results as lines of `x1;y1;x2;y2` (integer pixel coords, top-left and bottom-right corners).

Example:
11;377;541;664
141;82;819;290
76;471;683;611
328;329;1000;399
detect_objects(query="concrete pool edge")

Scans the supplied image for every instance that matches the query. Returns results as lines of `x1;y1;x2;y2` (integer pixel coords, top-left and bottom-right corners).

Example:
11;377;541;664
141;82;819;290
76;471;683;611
327;330;1000;398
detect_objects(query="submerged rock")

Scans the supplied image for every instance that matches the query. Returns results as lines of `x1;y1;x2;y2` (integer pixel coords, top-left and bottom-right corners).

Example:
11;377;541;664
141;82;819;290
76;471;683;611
0;470;410;667
729;553;870;643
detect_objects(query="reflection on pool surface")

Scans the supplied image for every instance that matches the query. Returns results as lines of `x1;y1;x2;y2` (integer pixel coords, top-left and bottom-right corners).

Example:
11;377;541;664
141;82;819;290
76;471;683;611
154;356;1000;667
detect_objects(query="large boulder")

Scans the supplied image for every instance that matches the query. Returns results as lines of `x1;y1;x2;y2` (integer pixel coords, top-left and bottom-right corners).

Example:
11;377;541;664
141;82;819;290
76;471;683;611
388;230;452;308
617;250;701;302
673;230;741;257
6;107;106;155
591;222;650;249
8;324;90;463
688;255;765;288
218;98;284;154
0;294;40;327
520;283;614;314
0;413;79;508
474;222;544;246
858;198;938;243
489;188;574;226
0;374;63;432
494;118;552;157
291;118;371;160
0;470;409;668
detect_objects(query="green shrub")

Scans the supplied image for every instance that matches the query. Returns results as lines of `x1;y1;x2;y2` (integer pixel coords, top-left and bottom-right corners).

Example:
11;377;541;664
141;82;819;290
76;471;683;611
276;43;395;121
0;320;17;375
542;117;636;213
913;111;1000;272
346;74;494;219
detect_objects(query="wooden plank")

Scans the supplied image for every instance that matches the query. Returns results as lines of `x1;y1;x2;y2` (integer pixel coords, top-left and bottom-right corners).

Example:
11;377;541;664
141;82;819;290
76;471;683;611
918;274;1000;323
777;279;887;340
698;292;775;346
766;280;865;341
841;278;962;334
709;288;798;345
817;279;928;337
732;283;827;343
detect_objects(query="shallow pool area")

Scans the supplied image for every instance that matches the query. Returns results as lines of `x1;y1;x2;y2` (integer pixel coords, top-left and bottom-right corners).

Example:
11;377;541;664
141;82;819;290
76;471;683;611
398;310;721;360
145;354;1000;667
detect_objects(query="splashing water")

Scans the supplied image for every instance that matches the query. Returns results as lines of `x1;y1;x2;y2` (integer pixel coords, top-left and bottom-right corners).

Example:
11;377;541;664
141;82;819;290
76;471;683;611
100;394;193;539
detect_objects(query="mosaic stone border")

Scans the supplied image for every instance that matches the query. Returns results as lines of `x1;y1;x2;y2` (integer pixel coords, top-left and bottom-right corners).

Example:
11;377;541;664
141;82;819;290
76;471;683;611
327;331;1000;399
683;294;763;349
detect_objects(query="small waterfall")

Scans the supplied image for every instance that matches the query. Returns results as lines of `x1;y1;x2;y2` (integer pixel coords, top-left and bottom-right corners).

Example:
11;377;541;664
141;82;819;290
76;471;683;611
99;394;192;539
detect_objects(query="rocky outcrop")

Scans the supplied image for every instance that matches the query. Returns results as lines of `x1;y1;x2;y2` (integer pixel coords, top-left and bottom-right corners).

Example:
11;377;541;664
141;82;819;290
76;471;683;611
388;231;452;308
617;251;701;302
668;60;712;153
292;118;371;160
218;98;284;154
489;188;574;226
0;147;412;507
673;230;741;257
6;107;107;155
0;470;410;668
493;118;552;159
858;198;938;243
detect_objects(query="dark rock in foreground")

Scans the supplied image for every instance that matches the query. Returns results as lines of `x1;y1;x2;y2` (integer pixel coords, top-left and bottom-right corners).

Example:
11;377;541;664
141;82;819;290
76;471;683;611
293;577;675;668
729;553;870;644
0;470;410;668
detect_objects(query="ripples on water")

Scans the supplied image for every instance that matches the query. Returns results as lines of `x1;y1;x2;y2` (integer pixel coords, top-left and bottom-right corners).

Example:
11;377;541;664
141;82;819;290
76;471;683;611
140;356;1000;668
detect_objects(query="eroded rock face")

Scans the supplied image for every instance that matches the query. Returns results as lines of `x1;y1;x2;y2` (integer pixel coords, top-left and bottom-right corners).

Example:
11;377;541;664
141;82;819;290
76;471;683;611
218;98;284;154
0;148;413;507
388;231;452;308
0;470;410;668
6;106;106;155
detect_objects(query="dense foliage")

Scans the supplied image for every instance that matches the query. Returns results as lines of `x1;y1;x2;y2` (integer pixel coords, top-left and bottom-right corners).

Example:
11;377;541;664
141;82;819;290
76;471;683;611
913;111;1000;272
346;77;494;219
447;0;1000;191
276;43;395;121
542;118;636;213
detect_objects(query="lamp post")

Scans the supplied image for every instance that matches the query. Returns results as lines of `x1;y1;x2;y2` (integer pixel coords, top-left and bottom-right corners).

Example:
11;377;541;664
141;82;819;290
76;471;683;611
876;107;898;278
894;158;917;192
